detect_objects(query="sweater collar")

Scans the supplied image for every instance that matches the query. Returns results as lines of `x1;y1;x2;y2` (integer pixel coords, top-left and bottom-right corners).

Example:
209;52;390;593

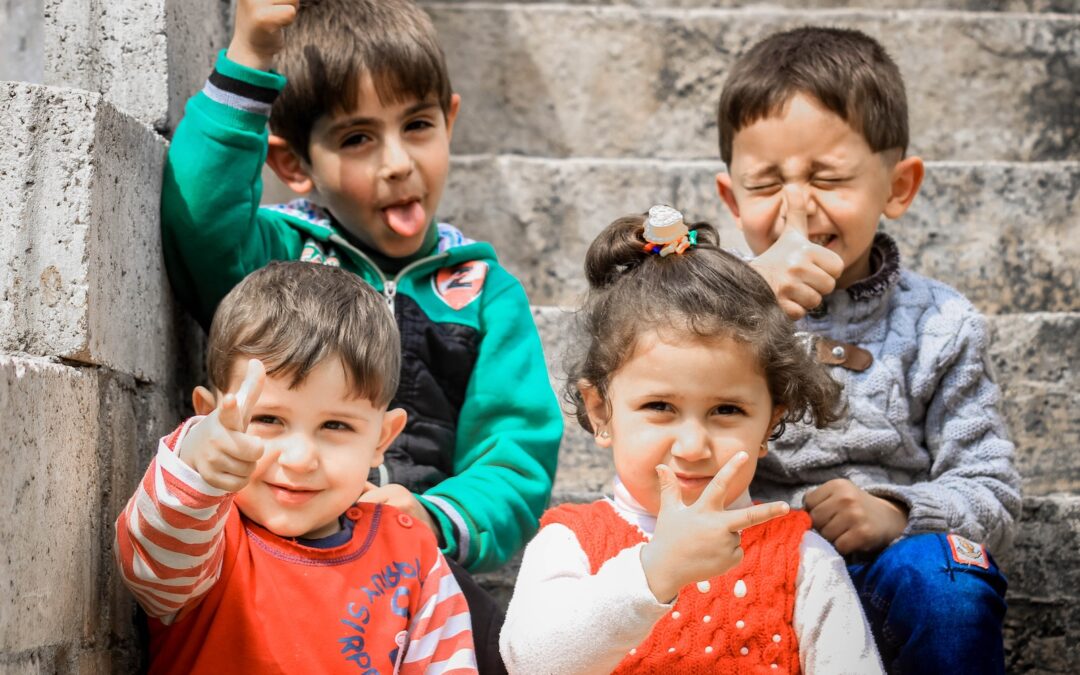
843;231;902;303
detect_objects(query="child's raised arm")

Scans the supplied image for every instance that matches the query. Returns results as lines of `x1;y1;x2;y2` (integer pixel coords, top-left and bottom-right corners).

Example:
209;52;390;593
114;360;266;623
227;0;299;71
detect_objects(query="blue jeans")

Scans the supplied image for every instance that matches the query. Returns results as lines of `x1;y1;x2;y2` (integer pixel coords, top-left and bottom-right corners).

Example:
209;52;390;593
847;533;1008;674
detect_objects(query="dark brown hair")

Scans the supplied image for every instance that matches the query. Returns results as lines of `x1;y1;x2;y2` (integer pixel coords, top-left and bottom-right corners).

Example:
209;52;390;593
567;213;842;436
207;261;400;406
270;0;453;162
718;26;908;165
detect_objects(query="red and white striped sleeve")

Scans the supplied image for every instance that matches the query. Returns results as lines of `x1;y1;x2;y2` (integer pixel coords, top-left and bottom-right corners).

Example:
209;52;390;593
113;419;233;625
398;552;478;674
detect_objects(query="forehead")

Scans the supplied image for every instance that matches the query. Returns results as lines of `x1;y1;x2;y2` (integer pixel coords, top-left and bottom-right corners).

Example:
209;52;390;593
614;330;766;388
729;93;873;172
317;73;442;127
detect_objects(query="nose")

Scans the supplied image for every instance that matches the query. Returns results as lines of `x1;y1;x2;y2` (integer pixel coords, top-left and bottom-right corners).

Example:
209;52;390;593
669;421;711;463
379;135;414;181
276;433;318;472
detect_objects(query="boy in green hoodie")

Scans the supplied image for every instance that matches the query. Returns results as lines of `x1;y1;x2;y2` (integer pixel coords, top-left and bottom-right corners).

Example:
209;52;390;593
161;1;562;669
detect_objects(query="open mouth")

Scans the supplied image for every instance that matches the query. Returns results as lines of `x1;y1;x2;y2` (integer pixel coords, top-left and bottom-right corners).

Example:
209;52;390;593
809;234;836;248
381;198;426;238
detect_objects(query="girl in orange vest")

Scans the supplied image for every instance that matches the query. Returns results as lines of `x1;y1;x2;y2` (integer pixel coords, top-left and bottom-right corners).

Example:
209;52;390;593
500;207;884;674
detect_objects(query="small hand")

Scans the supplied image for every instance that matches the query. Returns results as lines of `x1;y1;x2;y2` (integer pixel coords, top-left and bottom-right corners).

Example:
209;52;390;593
804;478;909;555
227;0;300;71
640;452;790;603
179;359;267;492
358;483;438;535
748;185;845;320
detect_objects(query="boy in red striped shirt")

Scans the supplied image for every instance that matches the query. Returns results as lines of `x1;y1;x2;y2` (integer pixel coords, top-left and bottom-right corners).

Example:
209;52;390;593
115;261;477;674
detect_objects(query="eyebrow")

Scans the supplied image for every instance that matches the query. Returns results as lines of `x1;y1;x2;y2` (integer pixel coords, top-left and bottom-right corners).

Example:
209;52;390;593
325;101;440;136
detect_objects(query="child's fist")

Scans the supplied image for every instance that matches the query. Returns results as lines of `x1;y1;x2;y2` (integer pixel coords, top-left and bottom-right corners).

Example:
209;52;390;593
804;478;909;555
749;185;845;320
228;0;300;71
640;453;790;603
179;359;267;493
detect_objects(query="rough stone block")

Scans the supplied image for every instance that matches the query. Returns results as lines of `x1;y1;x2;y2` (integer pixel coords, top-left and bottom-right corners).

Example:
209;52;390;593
1004;494;1080;672
427;6;1080;161
0;83;181;383
42;0;228;132
0;356;177;659
429;0;1080;11
1;0;44;84
441;158;1080;314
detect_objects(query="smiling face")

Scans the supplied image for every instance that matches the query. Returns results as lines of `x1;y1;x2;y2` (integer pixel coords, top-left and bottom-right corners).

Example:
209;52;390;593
303;74;460;258
584;331;783;515
219;356;403;539
718;93;907;289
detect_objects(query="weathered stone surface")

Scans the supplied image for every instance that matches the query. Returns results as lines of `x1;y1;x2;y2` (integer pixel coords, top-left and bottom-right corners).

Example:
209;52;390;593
989;313;1079;496
428;6;1080;161
0;356;178;659
1;0;44;84
0;83;181;383
41;0;228;132
534;306;1080;494
1004;494;1080;672
442;158;1080;313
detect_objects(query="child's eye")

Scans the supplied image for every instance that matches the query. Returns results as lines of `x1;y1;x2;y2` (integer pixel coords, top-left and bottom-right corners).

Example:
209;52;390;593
642;401;674;413
712;405;744;416
405;118;434;132
250;415;281;426
340;132;371;148
746;183;778;192
323;420;354;432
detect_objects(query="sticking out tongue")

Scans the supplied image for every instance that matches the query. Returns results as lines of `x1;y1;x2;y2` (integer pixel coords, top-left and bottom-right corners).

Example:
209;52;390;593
383;201;426;237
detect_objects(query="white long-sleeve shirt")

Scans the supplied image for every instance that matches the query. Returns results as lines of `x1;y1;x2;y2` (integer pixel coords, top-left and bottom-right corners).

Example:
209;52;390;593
500;482;883;675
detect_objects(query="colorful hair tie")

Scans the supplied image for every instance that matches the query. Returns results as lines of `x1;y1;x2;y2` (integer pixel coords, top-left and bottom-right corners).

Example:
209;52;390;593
642;205;697;257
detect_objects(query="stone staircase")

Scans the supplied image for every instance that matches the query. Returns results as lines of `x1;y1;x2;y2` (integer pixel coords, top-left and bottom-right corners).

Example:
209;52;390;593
0;0;1076;671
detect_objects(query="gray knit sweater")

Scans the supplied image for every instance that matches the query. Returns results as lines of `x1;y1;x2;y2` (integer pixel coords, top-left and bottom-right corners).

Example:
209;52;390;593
752;233;1021;555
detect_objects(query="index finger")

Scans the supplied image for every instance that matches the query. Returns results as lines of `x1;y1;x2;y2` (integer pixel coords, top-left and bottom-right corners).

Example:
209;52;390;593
698;451;748;509
234;358;266;429
726;500;791;533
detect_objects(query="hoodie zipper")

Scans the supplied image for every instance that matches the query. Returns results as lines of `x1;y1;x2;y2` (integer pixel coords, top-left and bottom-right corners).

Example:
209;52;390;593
328;234;450;317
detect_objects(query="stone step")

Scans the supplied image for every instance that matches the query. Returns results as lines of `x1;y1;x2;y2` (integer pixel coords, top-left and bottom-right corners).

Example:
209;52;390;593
0;355;183;673
440;158;1079;313
425;4;1080;161
2;0;229;132
0;83;195;384
477;493;1080;670
531;306;1080;497
430;0;1080;12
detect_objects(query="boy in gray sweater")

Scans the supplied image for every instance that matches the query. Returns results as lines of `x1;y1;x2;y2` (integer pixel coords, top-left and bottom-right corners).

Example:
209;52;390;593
719;27;1020;673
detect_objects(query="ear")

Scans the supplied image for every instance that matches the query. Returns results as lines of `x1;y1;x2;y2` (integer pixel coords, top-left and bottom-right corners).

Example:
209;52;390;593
265;134;314;195
761;405;787;457
882;155;924;220
371;408;408;467
443;93;462;142
192;386;217;416
715;172;743;229
578;380;612;448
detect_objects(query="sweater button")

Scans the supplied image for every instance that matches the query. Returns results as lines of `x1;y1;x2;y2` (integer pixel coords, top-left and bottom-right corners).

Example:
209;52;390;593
671;611;681;620
705;646;713;654
773;634;781;643
771;665;778;670
740;647;749;656
345;506;363;521
736;620;745;629
668;647;676;654
397;513;414;528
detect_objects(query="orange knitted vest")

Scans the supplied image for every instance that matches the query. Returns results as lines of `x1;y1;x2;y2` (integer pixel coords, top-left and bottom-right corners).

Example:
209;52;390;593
541;500;810;675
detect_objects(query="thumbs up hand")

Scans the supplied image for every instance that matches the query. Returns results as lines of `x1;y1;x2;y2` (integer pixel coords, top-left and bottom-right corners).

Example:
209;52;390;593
749;185;845;320
179;359;268;493
639;453;790;603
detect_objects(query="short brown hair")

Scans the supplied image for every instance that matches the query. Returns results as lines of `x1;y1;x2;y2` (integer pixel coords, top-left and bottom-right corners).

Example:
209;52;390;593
270;0;453;162
567;213;842;437
718;27;908;165
207;261;400;406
